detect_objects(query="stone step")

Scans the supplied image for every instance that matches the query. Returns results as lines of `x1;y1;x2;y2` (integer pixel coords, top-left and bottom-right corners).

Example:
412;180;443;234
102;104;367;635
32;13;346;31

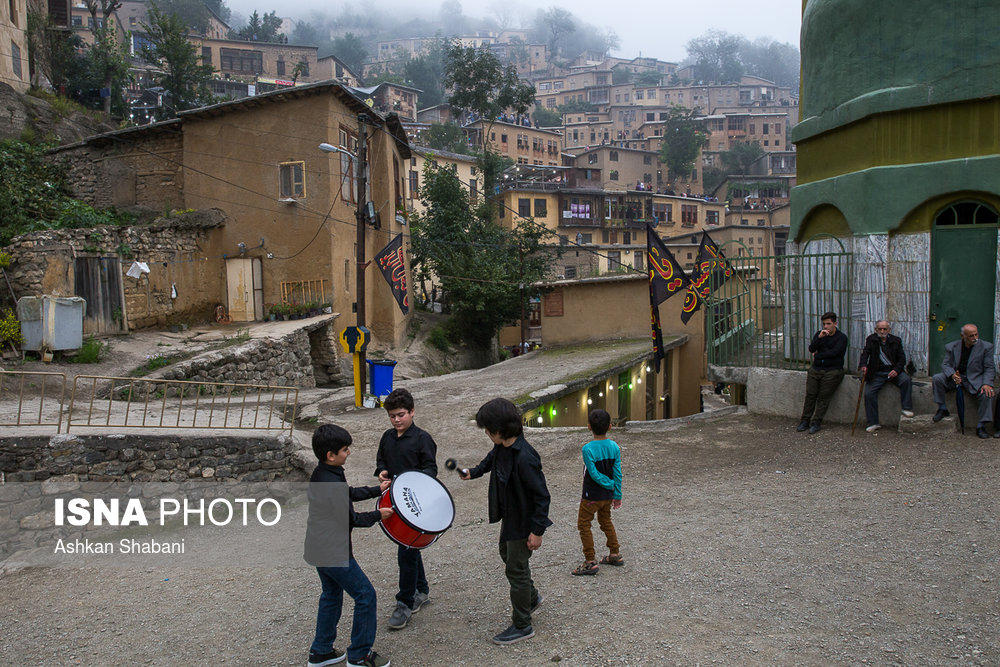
897;413;974;435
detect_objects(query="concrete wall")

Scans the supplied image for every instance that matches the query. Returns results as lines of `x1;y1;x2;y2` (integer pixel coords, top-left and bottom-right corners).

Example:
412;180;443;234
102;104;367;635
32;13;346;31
0;433;298;557
745;367;972;427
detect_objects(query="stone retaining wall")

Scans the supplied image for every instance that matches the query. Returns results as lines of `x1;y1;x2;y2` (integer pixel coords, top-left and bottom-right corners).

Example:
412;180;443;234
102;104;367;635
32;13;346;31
158;330;317;389
0;432;300;558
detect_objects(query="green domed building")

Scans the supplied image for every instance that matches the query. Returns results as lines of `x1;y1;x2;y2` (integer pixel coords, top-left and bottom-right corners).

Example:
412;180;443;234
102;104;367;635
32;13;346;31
791;0;1000;372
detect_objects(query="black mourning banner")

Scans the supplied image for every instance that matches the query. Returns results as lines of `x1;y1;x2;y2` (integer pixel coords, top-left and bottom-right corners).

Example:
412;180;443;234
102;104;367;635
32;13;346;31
680;232;734;325
375;233;409;315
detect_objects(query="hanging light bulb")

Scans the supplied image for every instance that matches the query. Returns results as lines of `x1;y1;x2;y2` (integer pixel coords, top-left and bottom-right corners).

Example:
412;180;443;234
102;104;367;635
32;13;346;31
637;377;642;384
599;391;604;398
646;365;652;373
537;415;543;423
587;398;593;405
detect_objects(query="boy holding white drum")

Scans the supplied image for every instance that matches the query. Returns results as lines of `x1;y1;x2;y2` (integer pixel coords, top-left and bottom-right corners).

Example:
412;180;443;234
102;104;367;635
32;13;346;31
460;398;552;645
374;388;439;631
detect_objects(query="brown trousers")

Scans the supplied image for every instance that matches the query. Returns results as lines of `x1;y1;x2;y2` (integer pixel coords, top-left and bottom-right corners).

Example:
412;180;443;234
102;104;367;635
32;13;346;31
577;499;619;562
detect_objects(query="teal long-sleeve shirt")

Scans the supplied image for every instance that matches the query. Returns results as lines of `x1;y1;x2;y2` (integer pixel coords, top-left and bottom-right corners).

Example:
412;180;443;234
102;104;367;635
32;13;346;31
581;438;622;501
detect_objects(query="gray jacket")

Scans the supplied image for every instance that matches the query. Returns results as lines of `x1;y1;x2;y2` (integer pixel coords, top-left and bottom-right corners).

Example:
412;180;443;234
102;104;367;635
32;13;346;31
942;339;996;393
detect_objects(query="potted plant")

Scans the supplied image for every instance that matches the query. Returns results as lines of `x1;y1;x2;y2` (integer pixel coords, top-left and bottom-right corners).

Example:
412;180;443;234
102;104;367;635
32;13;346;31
270;303;291;320
321;302;333;314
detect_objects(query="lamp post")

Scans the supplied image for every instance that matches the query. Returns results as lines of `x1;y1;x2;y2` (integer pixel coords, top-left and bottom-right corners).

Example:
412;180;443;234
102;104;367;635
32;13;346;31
320;114;369;401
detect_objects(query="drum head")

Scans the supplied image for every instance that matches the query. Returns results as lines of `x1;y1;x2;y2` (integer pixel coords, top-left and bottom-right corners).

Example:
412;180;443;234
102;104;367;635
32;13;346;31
390;471;455;534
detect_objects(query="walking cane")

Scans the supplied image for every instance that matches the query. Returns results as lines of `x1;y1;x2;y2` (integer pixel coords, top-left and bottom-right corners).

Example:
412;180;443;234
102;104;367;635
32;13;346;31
851;374;866;436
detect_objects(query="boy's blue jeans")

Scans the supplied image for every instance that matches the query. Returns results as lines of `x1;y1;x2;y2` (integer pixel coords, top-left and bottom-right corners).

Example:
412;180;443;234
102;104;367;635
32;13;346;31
312;559;376;661
396;545;428;608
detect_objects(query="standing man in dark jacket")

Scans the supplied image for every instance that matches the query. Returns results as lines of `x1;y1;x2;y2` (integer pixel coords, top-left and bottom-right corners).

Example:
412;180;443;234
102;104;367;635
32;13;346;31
858;320;914;432
460;398;552;646
797;311;849;434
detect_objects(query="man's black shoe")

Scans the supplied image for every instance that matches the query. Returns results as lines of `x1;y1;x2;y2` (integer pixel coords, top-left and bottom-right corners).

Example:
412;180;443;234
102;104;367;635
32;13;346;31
808;421;821;434
977;425;989;439
796;419;809;432
994;429;1000;439
932;408;949;422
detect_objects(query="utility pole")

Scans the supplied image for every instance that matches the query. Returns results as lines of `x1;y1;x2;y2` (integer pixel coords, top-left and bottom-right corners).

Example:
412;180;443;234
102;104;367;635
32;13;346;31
356;114;369;394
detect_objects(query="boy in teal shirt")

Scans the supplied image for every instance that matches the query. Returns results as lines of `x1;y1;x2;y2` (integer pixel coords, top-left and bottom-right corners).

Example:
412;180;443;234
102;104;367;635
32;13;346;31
572;409;623;576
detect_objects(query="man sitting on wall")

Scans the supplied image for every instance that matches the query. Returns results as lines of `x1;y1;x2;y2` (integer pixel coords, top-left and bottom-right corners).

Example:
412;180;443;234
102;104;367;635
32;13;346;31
931;323;995;439
859;320;914;432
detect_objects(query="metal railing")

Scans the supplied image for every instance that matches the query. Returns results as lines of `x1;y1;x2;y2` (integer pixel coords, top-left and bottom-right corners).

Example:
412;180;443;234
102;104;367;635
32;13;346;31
706;241;853;370
0;371;67;432
67;376;298;435
0;372;297;435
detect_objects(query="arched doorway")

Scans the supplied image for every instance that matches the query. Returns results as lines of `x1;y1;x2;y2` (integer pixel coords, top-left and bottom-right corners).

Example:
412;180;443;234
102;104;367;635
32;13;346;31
929;201;999;371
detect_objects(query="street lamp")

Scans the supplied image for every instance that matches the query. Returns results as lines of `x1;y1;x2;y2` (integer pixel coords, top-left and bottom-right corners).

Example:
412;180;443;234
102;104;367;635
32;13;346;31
319;118;369;402
318;143;355;158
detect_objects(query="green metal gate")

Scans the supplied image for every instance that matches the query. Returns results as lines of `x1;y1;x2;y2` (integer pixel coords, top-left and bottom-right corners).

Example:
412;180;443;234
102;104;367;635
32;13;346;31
706;238;853;370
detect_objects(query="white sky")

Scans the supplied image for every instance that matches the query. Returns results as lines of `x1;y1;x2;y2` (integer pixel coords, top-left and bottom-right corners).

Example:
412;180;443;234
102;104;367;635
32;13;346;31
227;0;803;63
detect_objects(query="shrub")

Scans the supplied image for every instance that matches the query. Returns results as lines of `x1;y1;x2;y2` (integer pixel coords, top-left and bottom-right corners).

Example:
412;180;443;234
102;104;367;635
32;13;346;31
427;325;450;352
68;336;104;363
0;308;23;347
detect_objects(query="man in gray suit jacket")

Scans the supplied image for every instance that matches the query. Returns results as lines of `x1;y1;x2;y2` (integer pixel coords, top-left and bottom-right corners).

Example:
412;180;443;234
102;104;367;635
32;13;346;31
931;323;996;438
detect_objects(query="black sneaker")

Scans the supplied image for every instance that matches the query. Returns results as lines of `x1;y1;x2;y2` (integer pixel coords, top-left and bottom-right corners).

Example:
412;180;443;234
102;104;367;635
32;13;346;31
346;651;390;667
308;648;345;667
796;419;809;432
492;624;535;645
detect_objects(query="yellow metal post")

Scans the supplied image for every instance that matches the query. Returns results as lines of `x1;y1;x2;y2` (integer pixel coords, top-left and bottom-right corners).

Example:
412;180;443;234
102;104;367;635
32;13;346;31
340;326;371;408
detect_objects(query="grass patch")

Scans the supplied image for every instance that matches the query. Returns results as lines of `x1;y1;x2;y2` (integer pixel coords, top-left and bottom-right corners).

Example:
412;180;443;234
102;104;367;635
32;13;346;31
129;351;192;376
67;336;105;363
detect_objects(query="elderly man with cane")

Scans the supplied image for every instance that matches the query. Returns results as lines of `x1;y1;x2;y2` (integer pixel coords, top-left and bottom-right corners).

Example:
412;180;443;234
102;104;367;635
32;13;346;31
931;323;995;439
858;320;914;432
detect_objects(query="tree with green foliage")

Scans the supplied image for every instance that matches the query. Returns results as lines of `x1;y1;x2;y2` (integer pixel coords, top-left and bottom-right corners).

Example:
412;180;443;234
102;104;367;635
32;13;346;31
409;162;549;350
26;9;88;91
141;4;216;117
444;41;535;152
425;123;470;154
444;41;533;218
658;106;709;183
535;7;574;60
88;21;133;116
233;10;283;42
558;99;595;114
684;30;800;89
532;106;562;127
403;38;448;107
82;0;129;115
685;30;744;83
330;32;368;78
0;140;134;246
721;141;765;175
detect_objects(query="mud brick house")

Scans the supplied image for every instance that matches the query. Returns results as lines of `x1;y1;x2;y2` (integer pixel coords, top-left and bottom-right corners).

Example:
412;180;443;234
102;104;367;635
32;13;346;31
19;82;412;345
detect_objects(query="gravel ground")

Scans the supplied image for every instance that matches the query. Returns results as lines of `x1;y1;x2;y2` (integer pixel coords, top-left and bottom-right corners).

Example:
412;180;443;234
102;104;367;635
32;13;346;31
2;339;999;666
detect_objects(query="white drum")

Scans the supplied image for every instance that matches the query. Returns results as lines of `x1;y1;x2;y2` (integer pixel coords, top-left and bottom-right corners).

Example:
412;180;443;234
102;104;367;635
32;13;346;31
377;470;455;549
